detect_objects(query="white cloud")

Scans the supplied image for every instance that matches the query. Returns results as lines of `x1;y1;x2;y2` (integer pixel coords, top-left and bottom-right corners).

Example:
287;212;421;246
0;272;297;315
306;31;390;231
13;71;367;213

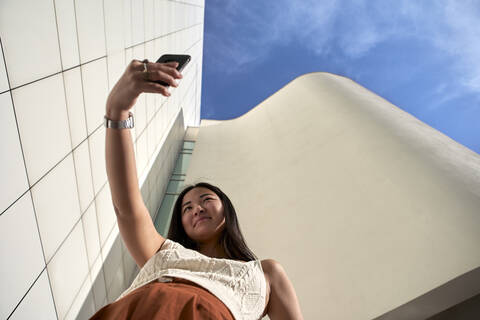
441;1;480;91
205;0;480;96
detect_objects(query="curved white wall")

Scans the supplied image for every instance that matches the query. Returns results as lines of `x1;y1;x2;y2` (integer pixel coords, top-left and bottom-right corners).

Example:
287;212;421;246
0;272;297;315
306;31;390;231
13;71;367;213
185;72;480;319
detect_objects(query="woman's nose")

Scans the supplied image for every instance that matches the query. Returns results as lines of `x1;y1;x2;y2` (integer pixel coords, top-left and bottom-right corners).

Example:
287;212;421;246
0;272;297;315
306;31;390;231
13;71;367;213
193;204;204;215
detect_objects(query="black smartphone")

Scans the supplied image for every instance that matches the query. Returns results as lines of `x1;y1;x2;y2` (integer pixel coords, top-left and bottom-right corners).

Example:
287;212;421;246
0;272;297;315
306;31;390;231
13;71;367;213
155;54;191;87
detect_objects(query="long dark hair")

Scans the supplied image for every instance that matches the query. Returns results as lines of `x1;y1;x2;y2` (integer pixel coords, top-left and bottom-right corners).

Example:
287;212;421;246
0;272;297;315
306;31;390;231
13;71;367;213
167;182;258;262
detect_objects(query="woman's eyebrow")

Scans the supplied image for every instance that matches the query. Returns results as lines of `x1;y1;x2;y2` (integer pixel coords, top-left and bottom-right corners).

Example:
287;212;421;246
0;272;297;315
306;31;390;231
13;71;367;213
182;193;214;207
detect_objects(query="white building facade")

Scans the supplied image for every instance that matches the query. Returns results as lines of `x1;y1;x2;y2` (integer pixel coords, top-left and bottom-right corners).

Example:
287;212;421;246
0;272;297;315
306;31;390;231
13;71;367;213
0;0;204;319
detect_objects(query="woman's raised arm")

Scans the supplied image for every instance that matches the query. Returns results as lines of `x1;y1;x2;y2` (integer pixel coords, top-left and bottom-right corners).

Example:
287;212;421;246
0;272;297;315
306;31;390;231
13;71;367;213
105;59;183;267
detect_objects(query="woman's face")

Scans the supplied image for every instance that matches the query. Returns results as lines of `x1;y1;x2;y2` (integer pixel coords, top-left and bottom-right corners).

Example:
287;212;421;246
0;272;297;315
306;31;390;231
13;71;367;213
181;187;226;243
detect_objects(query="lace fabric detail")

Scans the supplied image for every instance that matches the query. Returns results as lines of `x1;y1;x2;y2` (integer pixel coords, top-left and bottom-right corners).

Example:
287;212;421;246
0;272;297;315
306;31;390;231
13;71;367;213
117;239;267;320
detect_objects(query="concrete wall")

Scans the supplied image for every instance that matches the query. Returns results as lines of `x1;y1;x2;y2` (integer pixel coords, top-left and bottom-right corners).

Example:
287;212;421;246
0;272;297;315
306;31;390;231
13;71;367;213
185;72;480;319
0;0;204;319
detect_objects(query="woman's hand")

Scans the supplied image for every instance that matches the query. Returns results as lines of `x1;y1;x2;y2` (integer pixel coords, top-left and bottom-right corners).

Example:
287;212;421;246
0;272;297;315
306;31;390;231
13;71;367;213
106;59;183;119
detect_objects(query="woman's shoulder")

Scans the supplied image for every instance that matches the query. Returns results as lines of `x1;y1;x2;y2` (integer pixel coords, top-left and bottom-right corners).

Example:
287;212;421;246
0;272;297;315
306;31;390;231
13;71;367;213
261;258;281;273
260;259;287;289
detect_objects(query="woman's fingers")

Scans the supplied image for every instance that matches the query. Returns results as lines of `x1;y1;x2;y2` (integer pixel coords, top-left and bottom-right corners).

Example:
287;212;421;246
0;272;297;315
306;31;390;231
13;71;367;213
141;79;172;96
131;59;184;96
147;72;178;87
152;62;183;79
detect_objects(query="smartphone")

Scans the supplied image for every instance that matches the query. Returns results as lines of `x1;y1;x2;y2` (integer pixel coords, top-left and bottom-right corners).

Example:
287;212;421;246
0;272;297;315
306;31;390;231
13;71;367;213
155;54;191;87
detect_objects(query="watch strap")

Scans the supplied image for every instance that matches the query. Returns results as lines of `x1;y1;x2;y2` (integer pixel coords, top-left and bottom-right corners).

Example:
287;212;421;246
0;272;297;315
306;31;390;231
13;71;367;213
104;112;134;129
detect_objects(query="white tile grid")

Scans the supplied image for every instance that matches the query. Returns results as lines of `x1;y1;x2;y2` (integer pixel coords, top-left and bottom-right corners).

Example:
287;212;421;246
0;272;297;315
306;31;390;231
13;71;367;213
88;125;108;196
99;223;118;267
176;2;185;30
73;139;95;214
12;74;72;186
54;0;80;70
74;0;106;64
63;67;87;149
104;0;125;54
106;50;126;92
99;225;130;304
134;95;147;141
3;8;201;320
95;182;117;247
131;0;145;46
154;0;166;38
64;274;94;320
31;153;81;261
137;105;175;196
153;105;163;149
81;58;109;136
102;235;125;303
155;85;168;113
90;254;107;311
0;92;29;215
47;219;89;320
171;1;179;34
147;94;160;142
150;173;161;218
123;0;133;48
0;0;62;88
136;127;149;177
140;170;150;203
183;82;196;128
0;41;10;93
147;113;157;160
46;6;200;318
144;0;155;42
81;200;101;268
8;270;57;320
0;192;48;320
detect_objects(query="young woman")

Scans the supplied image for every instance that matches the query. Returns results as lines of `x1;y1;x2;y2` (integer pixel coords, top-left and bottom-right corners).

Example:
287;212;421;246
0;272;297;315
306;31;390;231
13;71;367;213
91;59;303;319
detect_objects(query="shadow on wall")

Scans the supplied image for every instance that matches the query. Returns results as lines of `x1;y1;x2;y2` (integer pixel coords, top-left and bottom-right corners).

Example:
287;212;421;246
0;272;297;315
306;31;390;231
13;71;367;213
374;265;480;320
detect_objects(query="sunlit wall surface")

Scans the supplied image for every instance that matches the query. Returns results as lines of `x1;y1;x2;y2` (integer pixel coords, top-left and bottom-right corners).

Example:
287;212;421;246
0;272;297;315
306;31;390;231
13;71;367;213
184;72;480;319
0;0;204;318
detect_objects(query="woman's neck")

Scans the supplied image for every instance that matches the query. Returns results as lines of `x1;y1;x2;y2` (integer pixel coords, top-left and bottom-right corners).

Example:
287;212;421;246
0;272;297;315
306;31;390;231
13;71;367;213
197;241;228;259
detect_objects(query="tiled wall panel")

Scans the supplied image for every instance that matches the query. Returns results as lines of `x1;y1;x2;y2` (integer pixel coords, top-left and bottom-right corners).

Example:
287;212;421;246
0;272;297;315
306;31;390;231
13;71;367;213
0;0;61;87
0;41;10;92
54;0;80;70
8;270;57;320
74;0;107;63
63;67;87;149
31;153;81;262
81;58;109;136
0;0;204;318
47;220;89;319
12;74;71;185
0;192;45;320
0;92;28;214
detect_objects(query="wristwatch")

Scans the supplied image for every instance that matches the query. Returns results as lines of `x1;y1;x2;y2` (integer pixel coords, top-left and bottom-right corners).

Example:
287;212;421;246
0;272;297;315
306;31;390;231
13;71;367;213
104;112;134;129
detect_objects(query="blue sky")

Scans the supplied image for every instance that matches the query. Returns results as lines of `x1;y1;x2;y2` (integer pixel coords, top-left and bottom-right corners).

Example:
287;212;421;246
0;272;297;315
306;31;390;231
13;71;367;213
200;1;480;154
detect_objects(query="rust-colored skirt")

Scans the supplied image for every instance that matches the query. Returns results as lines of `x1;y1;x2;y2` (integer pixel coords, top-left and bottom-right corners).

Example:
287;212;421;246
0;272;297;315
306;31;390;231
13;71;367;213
89;278;235;320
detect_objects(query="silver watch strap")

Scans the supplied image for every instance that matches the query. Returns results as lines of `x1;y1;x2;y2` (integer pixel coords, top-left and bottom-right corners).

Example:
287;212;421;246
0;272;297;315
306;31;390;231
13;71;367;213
104;112;134;129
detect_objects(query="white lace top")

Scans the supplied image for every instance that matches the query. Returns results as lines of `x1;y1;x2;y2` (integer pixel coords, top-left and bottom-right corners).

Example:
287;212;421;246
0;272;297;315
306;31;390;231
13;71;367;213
117;239;267;320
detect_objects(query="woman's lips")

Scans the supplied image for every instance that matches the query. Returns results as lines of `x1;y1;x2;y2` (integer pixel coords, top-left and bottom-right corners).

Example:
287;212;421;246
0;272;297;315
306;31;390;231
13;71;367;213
195;217;210;227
